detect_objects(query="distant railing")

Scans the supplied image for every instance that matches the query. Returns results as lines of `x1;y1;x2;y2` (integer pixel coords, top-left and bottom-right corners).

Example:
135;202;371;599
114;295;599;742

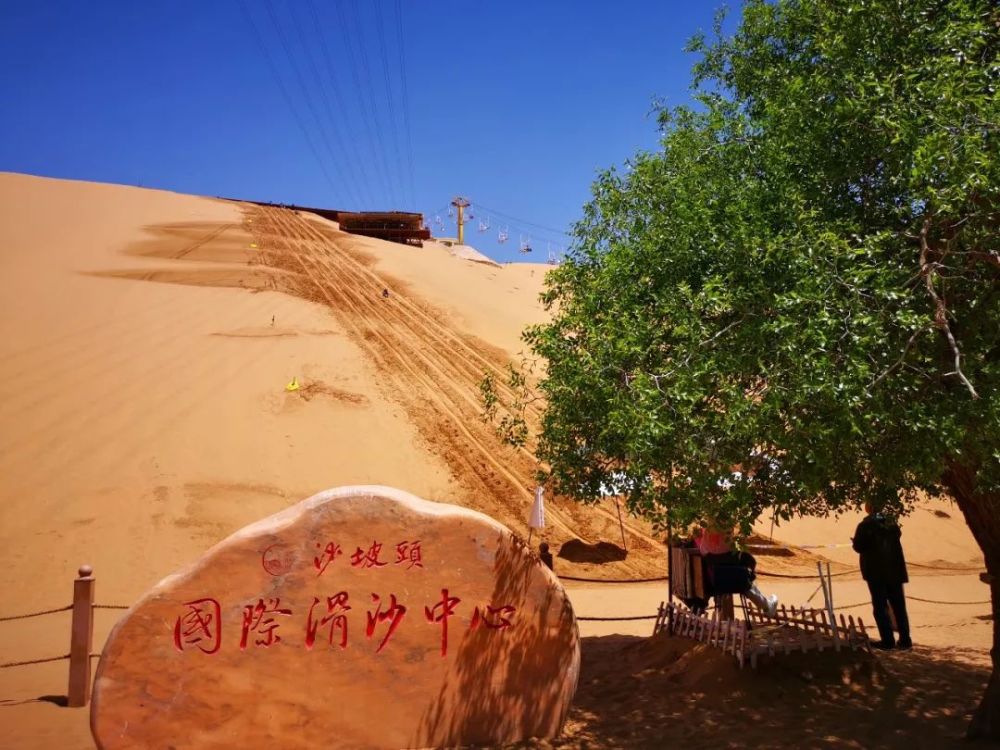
0;566;127;707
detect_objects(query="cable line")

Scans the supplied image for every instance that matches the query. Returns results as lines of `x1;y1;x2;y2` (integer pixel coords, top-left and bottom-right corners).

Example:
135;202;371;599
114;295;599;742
237;0;340;199
287;0;374;206
262;0;363;207
305;0;381;208
373;0;409;208
341;0;400;207
474;203;574;238
394;0;418;211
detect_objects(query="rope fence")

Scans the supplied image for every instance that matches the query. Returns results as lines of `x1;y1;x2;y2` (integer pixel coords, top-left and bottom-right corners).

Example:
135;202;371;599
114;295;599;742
577;614;661;621
0;561;991;711
0;605;72;623
0;654;70;669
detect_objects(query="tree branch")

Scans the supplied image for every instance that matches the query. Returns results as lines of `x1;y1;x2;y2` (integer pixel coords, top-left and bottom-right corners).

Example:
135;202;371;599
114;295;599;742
920;219;979;399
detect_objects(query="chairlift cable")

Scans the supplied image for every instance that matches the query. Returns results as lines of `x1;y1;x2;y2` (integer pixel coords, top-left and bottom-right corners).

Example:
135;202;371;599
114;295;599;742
344;0;400;208
394;0;418;210
261;0;363;207
237;0;340;201
335;0;398;207
305;0;380;207
287;1;371;207
373;0;410;208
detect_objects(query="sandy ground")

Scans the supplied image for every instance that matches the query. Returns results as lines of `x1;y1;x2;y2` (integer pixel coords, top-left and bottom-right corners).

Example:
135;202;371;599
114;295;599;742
0;173;991;748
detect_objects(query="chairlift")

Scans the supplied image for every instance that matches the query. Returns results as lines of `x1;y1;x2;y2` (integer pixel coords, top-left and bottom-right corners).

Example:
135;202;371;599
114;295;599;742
519;234;533;254
434;214;444;229
498;226;509;244
467;204;475;221
447;205;455;218
478;214;491;233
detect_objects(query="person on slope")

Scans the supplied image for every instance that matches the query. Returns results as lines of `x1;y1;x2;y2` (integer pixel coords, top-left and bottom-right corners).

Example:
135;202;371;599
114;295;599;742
852;501;912;650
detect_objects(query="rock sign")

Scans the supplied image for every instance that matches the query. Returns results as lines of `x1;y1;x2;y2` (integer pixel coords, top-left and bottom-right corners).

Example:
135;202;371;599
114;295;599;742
91;486;580;749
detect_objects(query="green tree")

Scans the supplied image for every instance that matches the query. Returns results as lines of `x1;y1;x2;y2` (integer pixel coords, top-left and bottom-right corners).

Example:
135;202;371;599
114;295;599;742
484;0;1000;737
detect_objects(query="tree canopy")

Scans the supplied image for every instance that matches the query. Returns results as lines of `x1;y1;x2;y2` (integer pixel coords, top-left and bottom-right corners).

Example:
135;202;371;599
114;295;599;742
486;0;998;532
482;0;999;736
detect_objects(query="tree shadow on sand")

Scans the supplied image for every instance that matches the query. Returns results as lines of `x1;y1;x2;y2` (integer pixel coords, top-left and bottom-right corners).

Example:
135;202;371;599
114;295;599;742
500;636;992;750
412;533;580;747
557;540;627;564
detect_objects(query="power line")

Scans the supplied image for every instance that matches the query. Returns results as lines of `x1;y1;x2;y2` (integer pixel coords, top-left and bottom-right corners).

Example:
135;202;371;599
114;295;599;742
287;0;374;207
262;0;363;207
305;0;379;208
237;0;340;199
341;0;399;208
373;0;409;208
474;203;574;239
394;0;417;211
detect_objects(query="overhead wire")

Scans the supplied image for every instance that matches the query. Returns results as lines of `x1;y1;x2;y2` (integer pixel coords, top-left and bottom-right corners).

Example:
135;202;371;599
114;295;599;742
237;0;340;199
373;0;409;208
261;0;363;207
474;203;574;240
305;0;384;210
341;0;400;208
289;0;377;207
394;0;418;211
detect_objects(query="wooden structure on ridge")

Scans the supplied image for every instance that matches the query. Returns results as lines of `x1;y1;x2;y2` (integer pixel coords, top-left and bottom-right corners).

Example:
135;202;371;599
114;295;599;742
336;211;430;246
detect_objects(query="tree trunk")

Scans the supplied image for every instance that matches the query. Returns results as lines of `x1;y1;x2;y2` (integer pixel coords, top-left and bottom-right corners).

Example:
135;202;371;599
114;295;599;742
942;462;1000;741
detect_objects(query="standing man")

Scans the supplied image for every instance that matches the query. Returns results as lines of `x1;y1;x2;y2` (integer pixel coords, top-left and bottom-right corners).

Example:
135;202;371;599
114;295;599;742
852;501;912;650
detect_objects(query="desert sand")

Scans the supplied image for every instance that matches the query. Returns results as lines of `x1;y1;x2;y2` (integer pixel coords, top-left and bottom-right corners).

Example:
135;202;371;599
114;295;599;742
0;172;991;748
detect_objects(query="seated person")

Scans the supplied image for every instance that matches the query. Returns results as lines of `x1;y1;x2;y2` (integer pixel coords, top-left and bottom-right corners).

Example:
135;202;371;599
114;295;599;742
694;525;779;616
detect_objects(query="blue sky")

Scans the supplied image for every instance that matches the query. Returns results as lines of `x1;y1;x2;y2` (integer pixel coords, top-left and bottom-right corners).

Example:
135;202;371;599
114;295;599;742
0;1;740;262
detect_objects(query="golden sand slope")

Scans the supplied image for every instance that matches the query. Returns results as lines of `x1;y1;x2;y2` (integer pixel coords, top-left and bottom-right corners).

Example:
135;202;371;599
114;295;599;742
0;173;989;749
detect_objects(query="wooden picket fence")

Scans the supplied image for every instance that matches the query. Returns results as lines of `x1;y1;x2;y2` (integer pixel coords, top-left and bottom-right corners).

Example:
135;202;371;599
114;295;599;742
653;600;872;668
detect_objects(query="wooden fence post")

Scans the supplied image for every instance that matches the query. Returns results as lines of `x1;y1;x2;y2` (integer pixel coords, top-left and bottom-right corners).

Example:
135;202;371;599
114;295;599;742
68;565;95;707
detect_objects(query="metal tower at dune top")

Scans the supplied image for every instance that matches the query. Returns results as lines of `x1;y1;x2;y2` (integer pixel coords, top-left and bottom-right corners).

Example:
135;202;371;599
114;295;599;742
450;196;471;245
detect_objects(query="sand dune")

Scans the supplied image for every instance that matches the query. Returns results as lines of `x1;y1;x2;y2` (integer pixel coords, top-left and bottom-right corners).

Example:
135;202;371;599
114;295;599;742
0;172;989;748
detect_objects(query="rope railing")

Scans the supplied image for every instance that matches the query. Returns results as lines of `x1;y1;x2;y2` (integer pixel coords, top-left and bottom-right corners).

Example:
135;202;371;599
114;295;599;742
577;614;661;621
560;574;668;584
0;654;71;669
0;604;72;622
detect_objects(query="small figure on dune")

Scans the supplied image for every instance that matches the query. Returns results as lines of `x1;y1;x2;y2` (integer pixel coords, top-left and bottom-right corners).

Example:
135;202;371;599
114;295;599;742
382;288;390;299
271;315;275;327
852;500;912;650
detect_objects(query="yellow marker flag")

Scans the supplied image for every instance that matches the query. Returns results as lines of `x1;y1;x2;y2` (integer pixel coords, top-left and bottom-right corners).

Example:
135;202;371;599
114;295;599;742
285;377;300;392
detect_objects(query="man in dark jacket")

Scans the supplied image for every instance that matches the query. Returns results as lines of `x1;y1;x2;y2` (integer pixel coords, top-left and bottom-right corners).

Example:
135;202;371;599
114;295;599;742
852;502;912;650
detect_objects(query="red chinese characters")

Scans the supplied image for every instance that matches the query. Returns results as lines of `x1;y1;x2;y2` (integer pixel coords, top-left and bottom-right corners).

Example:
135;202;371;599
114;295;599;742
240;598;292;649
395;540;423;569
365;593;406;653
470;604;516;630
305;592;351;649
424;588;460;656
173;598;221;654
313;541;343;576
351;541;388;569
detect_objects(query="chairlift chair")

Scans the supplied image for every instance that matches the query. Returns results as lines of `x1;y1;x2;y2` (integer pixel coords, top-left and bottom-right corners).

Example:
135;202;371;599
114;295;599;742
478;215;491;233
498;226;509;244
519;234;533;253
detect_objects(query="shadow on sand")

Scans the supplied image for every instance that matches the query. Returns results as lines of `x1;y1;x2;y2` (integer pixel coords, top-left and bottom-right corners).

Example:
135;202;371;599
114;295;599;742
557;540;627;564
500;635;992;749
